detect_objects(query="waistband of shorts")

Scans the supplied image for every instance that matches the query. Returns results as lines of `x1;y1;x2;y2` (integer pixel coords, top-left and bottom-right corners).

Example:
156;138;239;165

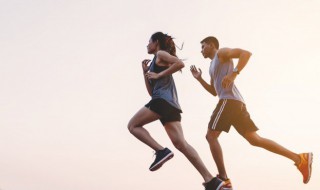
219;99;245;105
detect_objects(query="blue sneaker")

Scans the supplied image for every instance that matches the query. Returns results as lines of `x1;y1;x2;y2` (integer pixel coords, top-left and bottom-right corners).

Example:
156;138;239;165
149;148;174;171
203;177;224;190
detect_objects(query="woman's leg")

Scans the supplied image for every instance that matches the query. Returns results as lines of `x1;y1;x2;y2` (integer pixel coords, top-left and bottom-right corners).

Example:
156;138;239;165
164;121;213;183
128;107;163;151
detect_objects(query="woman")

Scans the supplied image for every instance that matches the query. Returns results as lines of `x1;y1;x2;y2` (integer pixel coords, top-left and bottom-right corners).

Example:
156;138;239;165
128;32;224;190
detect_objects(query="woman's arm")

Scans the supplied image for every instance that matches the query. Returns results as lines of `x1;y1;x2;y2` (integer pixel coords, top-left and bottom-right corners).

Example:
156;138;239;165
142;59;153;96
145;51;184;80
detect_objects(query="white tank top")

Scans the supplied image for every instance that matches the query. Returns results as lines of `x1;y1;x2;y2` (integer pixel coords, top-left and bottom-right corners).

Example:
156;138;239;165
209;52;245;103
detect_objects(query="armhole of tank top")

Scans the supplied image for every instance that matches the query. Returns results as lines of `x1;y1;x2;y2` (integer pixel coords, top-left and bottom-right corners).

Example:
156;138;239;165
215;51;221;64
153;56;157;64
154;56;169;68
149;56;157;70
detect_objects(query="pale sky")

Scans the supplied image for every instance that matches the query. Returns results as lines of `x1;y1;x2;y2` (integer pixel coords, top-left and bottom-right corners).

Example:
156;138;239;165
0;0;320;190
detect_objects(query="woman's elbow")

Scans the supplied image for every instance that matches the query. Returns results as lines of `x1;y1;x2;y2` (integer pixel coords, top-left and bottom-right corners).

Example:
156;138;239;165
178;61;185;69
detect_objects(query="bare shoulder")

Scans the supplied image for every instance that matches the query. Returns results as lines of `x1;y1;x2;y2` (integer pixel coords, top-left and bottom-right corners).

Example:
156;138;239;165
217;48;231;58
218;47;251;61
156;50;170;59
156;50;179;65
217;48;232;62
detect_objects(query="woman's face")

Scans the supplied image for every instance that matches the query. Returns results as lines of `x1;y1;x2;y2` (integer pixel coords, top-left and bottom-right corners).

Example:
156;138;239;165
147;38;158;54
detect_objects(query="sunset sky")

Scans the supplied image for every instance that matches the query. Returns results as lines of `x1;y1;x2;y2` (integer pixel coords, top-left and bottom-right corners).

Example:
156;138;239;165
0;0;319;190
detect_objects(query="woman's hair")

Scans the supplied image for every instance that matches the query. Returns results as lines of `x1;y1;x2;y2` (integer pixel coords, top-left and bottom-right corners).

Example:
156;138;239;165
150;32;177;57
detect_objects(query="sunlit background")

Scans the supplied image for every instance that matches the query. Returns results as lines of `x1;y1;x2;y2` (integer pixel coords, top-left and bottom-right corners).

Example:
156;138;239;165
0;0;319;189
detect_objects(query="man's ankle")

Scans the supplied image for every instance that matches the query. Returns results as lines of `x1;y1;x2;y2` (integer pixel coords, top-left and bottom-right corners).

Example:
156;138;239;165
218;174;228;181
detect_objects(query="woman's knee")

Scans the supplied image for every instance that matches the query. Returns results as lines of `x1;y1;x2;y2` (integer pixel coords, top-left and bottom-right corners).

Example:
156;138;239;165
127;121;134;133
172;138;188;151
127;119;140;133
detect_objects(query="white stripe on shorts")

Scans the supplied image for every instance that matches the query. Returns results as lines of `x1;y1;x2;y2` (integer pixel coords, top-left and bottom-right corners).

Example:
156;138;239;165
211;99;227;129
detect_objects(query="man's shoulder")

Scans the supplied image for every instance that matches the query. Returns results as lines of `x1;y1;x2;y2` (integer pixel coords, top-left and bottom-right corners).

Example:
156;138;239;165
217;48;232;63
217;47;231;56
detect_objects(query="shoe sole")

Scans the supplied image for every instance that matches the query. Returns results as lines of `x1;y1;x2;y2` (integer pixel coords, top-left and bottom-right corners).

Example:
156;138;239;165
215;181;224;190
304;152;313;184
220;186;233;190
149;152;174;171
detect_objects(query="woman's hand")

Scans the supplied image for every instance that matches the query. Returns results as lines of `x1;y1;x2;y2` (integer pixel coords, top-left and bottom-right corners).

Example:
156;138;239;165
145;72;160;80
142;59;151;73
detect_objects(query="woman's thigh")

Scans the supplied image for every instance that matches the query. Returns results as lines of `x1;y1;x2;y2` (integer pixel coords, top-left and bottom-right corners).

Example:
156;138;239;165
128;107;161;127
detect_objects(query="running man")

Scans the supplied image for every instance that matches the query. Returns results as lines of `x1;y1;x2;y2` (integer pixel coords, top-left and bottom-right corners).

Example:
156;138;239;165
190;36;312;188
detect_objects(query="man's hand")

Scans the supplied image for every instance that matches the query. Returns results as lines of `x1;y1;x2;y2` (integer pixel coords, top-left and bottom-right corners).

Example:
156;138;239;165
142;59;151;73
222;72;237;88
190;65;202;80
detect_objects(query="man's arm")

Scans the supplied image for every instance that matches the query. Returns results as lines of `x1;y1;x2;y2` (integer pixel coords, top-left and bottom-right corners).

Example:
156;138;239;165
218;48;252;73
190;65;217;96
218;48;252;88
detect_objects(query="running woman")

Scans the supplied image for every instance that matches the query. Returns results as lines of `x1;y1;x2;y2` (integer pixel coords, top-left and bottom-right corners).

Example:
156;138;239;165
190;36;313;188
128;32;224;190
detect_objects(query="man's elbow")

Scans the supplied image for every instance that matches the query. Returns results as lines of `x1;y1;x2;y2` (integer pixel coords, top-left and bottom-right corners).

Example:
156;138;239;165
211;90;217;96
244;51;252;58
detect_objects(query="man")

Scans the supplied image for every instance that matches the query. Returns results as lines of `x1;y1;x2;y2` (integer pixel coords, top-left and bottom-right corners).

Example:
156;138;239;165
190;36;312;188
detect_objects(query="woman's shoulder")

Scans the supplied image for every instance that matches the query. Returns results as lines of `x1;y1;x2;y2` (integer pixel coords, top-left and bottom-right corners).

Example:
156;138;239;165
155;51;172;66
156;50;170;59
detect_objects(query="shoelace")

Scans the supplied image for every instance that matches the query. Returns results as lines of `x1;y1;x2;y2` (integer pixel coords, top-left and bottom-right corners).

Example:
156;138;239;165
152;150;159;158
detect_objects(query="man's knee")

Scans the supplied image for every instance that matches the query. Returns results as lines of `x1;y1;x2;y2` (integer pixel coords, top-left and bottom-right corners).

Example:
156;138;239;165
244;132;261;146
206;130;221;142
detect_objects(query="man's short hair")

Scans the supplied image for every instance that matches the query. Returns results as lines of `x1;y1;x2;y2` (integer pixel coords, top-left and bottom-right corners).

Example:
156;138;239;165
201;36;219;49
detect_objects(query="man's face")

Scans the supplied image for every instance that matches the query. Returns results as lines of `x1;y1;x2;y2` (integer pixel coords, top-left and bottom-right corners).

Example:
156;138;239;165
147;39;157;54
201;42;213;58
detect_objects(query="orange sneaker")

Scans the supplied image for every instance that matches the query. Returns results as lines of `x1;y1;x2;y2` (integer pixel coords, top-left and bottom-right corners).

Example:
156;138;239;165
217;175;233;190
221;178;233;190
296;152;313;184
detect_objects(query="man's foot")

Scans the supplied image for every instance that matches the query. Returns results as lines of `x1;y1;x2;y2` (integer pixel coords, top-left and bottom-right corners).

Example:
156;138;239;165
203;177;224;190
149;148;174;171
217;175;233;190
296;152;313;184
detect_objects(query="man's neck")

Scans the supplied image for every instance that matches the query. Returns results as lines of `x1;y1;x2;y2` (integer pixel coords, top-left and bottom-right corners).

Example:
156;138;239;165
209;50;217;60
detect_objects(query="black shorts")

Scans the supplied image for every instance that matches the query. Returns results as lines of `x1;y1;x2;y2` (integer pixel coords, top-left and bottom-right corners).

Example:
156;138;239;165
208;99;258;136
145;98;182;125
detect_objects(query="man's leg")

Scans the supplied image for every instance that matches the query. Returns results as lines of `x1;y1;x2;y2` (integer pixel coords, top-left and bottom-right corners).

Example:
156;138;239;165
206;129;228;181
243;131;313;183
243;131;300;163
164;121;214;183
128;107;163;151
